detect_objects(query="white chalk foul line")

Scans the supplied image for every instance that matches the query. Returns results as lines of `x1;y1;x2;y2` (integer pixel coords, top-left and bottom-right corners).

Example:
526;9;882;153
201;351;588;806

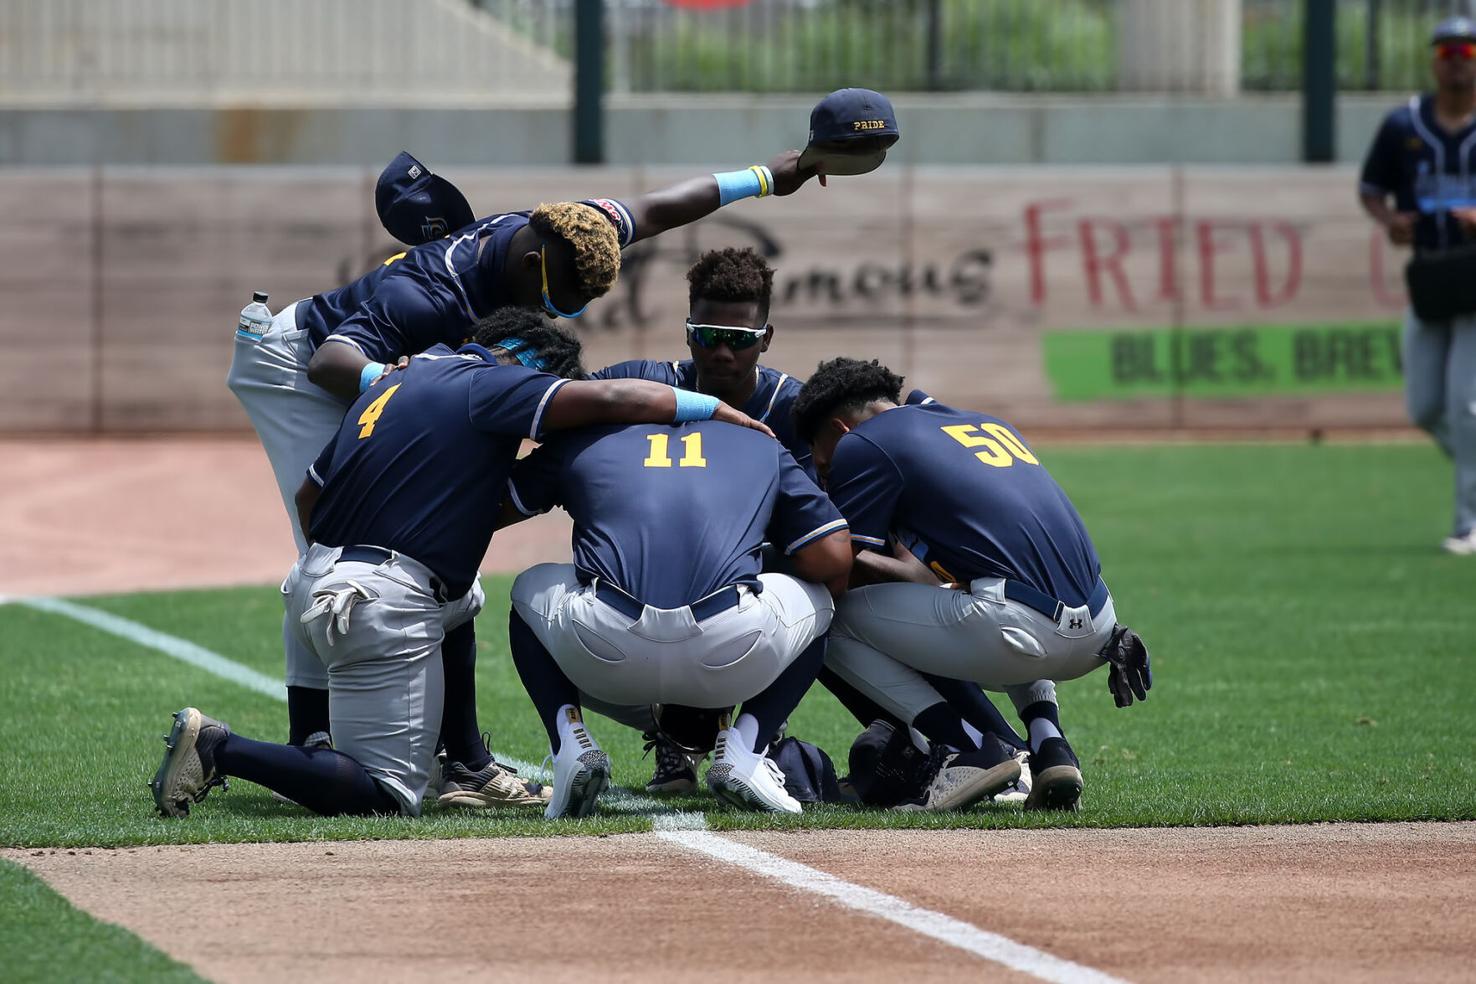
18;594;1127;984
656;829;1129;984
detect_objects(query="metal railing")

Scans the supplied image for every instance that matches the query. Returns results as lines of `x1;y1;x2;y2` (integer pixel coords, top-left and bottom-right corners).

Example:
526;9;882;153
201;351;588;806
1244;0;1476;91
4;0;1476;102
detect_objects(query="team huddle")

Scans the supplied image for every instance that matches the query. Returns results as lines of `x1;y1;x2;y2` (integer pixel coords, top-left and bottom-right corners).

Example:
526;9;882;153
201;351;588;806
151;130;1152;821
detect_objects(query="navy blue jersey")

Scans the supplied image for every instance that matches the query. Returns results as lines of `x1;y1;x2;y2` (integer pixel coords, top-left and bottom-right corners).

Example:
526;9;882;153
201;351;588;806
1361;94;1476;252
592;359;812;477
306;343;569;597
299;199;635;363
508;421;844;609
827;401;1101;607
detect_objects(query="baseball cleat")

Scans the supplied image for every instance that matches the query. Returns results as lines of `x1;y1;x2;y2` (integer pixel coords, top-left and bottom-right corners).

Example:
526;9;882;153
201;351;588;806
438;758;551;809
544;721;609;820
707;727;802;814
1024;737;1083;812
151;707;231;818
270;731;332;808
642;731;701;795
893;742;1020;812
994;746;1033;805
1442;529;1476;555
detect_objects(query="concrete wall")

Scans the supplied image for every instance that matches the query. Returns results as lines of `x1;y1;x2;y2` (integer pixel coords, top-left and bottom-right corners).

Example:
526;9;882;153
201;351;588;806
0;95;1405;167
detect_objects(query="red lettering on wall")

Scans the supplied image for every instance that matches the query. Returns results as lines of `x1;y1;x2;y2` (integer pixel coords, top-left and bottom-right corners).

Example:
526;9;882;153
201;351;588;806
1153;216;1181;302
1077;219;1138;311
1249;222;1302;308
1196;220;1241;311
1024;199;1074;306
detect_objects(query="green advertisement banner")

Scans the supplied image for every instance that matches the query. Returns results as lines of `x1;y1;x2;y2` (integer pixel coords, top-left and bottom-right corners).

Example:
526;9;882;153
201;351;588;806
1042;323;1403;402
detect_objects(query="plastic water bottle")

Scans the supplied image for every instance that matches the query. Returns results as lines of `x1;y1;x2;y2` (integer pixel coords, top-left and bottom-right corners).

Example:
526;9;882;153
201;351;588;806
236;291;272;342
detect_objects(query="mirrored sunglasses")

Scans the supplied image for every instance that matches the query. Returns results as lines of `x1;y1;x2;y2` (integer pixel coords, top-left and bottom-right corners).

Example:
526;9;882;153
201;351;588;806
685;320;767;350
1438;42;1476;61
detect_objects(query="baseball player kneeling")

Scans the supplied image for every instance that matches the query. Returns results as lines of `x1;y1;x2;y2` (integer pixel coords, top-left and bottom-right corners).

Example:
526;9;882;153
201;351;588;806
503;420;852;817
151;309;772;819
793;358;1153;812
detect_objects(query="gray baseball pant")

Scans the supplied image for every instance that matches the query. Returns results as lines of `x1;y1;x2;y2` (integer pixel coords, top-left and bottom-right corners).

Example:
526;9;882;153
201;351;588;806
1403;309;1476;536
227;299;351;690
283;543;484;816
510;564;833;711
824;576;1115;726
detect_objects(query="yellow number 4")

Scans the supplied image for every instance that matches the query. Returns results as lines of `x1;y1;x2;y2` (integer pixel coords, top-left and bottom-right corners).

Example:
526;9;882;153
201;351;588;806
941;422;1039;468
357;383;401;439
644;432;707;468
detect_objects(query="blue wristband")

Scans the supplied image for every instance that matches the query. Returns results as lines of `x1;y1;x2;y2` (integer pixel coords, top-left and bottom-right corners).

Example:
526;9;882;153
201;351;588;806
359;362;386;393
713;165;774;206
672;387;721;423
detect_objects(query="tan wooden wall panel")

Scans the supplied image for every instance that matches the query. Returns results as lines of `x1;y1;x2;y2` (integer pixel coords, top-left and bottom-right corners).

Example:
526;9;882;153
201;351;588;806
0;165;1412;433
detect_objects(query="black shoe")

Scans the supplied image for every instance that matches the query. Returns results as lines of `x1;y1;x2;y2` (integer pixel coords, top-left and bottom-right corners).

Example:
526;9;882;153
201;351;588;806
1024;737;1082;812
642;731;700;794
151;708;231;818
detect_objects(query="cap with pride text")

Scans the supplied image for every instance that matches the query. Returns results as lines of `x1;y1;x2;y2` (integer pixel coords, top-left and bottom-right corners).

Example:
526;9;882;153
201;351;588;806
1432;16;1476;45
798;87;900;177
375;151;476;247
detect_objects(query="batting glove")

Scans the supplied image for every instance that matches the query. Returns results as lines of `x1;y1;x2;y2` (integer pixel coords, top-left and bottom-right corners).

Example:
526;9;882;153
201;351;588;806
300;580;372;647
1100;625;1152;708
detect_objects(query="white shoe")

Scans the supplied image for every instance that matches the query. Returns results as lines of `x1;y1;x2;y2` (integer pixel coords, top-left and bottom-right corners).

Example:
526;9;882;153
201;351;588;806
893;745;1021;812
1442;530;1476;555
994;748;1033;805
706;728;802;814
544;721;609;820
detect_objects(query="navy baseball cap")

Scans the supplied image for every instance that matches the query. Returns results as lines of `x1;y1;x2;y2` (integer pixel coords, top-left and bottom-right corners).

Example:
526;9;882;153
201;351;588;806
1432;17;1476;44
798;87;900;176
375;151;475;246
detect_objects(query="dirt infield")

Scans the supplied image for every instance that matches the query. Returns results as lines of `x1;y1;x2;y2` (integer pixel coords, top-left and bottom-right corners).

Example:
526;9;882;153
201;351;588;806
9;822;1474;983
0;438;571;598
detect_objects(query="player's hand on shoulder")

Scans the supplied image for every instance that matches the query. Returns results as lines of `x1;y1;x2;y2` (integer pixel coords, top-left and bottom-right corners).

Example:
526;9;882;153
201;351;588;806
712;401;776;439
767;149;822;195
377;356;411;383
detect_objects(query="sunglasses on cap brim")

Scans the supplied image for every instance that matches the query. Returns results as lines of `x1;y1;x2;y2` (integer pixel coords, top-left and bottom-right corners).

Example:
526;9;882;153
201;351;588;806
685;320;768;350
1438;41;1476;60
540;246;588;320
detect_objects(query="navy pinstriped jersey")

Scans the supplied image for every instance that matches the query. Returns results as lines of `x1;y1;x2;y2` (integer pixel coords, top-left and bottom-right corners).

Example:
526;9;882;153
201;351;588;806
508;421;844;609
299;199;635;363
306;343;568;598
826;398;1101;608
1361;94;1476;252
591;360;813;478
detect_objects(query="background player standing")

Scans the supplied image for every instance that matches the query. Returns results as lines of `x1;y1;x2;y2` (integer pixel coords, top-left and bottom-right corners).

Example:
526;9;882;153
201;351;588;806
1360;16;1476;555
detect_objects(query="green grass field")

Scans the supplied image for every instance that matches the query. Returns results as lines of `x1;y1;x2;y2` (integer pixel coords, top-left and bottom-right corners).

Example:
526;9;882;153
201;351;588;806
3;441;1474;982
2;443;1474;853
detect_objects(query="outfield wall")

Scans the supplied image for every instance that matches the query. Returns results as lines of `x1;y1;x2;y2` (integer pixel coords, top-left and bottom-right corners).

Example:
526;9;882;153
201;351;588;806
0;164;1408;434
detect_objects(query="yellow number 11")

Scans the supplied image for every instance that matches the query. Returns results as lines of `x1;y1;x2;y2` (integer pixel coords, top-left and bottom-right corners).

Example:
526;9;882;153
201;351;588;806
644;432;707;468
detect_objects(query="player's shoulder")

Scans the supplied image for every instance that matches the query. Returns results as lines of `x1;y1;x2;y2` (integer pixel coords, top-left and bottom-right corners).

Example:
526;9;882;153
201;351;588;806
589;359;682;383
1380;94;1426;131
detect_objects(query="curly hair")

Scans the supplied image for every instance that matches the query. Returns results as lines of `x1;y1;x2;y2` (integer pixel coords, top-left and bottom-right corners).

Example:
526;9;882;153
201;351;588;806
792;357;905;444
471;306;587;380
530;202;621;300
686;247;775;320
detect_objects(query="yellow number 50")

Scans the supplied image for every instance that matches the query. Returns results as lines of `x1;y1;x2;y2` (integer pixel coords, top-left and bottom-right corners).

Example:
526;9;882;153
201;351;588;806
941;422;1039;468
